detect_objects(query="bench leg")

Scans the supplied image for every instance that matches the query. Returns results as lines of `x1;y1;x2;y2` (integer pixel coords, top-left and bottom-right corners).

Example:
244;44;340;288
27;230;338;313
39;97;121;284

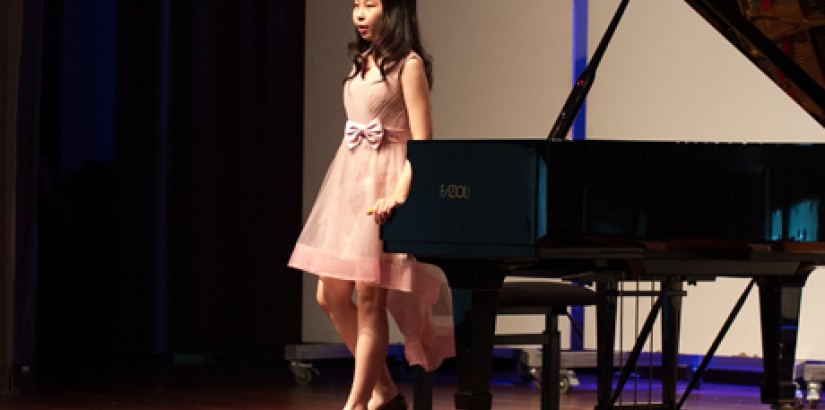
413;366;433;410
542;314;561;410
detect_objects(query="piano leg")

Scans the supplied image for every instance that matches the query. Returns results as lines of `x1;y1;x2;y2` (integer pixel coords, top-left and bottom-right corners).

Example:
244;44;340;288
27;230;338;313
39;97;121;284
756;269;812;407
595;279;618;410
449;267;506;410
660;278;684;408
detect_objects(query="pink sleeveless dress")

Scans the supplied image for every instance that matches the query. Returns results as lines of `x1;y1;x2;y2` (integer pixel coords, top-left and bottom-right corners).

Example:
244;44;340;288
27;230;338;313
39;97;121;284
288;53;455;371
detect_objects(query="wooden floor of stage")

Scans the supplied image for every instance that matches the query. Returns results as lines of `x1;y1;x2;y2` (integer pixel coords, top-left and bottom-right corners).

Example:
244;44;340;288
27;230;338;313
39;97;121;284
0;362;793;410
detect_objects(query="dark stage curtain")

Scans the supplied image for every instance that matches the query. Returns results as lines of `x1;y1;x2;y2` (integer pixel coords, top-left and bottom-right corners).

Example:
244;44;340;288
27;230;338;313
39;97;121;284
114;0;305;363
13;0;44;386
13;0;304;379
1;0;24;395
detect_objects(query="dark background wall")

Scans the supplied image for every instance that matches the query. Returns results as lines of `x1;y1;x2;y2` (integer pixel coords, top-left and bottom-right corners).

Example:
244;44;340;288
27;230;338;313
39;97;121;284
15;0;304;379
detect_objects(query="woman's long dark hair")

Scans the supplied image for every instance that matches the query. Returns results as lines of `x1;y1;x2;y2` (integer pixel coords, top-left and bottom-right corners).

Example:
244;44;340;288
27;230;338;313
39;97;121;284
346;0;433;89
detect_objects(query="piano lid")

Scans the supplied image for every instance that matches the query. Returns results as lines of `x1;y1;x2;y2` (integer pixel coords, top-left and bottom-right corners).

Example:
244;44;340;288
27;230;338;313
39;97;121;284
685;0;825;126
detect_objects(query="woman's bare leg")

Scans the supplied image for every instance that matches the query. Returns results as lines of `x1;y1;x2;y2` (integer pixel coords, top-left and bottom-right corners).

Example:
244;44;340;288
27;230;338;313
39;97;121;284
317;278;358;351
317;279;398;410
342;282;392;410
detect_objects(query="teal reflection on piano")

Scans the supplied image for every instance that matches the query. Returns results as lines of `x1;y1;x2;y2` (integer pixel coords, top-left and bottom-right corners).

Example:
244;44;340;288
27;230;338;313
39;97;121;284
771;200;820;242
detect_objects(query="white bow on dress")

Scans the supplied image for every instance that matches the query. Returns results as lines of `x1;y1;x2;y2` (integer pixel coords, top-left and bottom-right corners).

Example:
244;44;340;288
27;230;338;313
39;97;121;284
345;119;384;150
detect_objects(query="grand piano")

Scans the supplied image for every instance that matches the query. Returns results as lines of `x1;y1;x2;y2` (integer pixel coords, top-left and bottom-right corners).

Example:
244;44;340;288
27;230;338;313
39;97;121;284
382;1;825;410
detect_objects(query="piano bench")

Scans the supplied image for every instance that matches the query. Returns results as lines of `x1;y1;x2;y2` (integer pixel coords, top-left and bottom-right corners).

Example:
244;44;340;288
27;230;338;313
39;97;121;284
411;281;596;410
495;281;596;410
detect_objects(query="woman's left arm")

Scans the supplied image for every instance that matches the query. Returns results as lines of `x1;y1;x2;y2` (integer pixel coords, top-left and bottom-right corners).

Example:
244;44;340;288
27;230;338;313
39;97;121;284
371;58;432;224
401;57;433;142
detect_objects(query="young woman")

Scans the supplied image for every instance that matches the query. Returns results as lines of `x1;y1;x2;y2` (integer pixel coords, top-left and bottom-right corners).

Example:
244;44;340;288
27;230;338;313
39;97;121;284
288;1;454;409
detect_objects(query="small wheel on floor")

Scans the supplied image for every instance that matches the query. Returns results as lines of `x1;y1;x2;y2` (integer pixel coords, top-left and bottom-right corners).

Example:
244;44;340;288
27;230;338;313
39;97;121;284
290;361;320;385
528;366;543;391
560;374;572;394
807;382;822;409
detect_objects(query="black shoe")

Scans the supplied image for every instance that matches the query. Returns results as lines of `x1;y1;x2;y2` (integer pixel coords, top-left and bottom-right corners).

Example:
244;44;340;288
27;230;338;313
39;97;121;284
377;394;407;410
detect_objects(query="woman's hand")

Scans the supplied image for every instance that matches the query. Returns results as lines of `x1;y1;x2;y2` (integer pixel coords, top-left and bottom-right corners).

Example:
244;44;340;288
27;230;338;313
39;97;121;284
368;195;405;225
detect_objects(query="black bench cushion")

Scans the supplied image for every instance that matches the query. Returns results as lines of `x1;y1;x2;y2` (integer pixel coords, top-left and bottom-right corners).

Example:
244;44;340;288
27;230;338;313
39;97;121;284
498;281;596;309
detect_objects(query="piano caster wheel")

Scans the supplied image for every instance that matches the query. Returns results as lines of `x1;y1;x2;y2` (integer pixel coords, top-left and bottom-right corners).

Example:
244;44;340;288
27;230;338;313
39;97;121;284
289;361;320;385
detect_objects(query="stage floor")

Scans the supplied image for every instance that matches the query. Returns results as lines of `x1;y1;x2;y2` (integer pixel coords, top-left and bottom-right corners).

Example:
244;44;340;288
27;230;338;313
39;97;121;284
0;363;789;409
